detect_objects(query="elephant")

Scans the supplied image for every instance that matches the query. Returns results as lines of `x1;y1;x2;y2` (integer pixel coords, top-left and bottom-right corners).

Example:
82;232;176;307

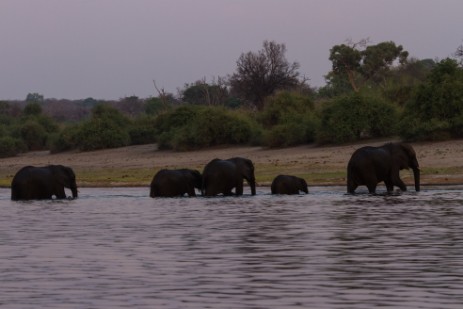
150;169;202;197
271;175;308;195
202;157;256;196
11;165;78;200
347;142;420;194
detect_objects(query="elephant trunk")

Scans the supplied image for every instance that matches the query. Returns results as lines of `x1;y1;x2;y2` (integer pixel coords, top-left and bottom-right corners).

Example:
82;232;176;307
71;185;78;198
413;167;420;192
249;178;256;195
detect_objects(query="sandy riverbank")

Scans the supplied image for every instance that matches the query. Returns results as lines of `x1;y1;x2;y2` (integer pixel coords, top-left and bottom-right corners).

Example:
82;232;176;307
1;139;463;187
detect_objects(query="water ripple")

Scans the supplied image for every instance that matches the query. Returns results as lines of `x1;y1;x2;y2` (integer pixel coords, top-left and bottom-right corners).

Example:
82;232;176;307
1;186;463;308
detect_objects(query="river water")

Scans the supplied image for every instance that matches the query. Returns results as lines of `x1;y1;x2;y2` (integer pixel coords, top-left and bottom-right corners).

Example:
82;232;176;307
1;186;463;308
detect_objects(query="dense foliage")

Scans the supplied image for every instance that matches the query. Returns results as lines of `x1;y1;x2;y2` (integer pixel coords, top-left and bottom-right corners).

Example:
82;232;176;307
155;105;259;151
1;40;462;158
259;91;317;147
318;91;398;143
399;58;463;140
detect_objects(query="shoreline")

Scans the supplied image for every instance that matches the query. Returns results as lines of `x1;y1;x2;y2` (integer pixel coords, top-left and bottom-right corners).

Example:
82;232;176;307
2;139;463;188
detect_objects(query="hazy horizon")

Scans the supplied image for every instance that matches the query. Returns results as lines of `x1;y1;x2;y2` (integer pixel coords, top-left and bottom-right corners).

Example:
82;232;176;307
1;0;462;100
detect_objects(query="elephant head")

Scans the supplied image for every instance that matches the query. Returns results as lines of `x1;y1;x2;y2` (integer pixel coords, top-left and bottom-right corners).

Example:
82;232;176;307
229;157;256;195
396;143;420;192
52;165;78;198
299;178;309;193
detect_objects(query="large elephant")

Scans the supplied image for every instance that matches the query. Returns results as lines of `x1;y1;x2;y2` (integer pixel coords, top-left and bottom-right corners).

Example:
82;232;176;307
11;165;78;200
271;175;308;195
202;157;256;196
150;169;202;197
347;142;420;194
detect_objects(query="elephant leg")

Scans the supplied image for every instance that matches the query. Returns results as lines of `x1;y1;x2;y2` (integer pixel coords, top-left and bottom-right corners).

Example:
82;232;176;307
204;187;217;197
391;175;407;191
235;182;243;195
396;180;407;191
366;183;377;194
347;182;357;194
187;186;196;197
55;187;67;199
384;180;394;193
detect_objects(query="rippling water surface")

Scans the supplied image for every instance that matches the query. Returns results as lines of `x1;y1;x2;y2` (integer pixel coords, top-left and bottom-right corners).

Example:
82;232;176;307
1;186;463;308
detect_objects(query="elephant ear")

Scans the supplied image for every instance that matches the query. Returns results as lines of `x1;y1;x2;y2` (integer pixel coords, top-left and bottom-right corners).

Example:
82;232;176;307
399;143;416;158
51;165;75;186
399;143;419;167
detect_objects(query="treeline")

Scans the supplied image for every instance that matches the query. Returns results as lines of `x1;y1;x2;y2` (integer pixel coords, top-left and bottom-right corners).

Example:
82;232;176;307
1;40;463;158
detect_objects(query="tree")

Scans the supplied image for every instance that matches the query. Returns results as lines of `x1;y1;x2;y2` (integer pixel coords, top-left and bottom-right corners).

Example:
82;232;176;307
181;77;229;106
328;40;408;92
115;96;144;117
23;102;42;116
318;91;398;143
399;58;463;140
229;40;303;110
26;93;44;104
74;105;131;151
329;42;363;92
455;42;463;65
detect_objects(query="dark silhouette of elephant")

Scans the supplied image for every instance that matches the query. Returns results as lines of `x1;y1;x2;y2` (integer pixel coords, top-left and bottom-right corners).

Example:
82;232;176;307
271;175;308;195
11;165;78;200
150;169;202;197
347;142;420;194
202;157;256;196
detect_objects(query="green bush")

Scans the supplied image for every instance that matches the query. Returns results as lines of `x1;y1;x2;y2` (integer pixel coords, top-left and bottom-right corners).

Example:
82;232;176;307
155;105;259;150
19;120;48;150
129;116;158;145
259;91;318;147
48;124;81;153
75;119;130;151
399;58;463;141
0;136;24;158
317;92;398;144
68;104;132;151
399;116;450;141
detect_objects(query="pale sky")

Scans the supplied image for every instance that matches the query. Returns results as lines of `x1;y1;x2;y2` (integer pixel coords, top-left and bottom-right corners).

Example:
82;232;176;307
0;0;461;100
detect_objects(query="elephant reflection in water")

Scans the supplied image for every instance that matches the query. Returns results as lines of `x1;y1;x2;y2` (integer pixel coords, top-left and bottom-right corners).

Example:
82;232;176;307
11;165;78;200
347;142;420;194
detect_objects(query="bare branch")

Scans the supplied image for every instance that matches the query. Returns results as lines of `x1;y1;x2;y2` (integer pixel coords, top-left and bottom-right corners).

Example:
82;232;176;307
153;80;169;106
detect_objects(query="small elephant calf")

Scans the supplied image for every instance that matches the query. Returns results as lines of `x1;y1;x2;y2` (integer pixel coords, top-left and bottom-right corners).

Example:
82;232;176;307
271;175;308;195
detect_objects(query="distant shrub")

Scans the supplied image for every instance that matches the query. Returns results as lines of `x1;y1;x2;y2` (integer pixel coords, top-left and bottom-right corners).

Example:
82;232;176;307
75;119;130;151
19;120;48;150
128;116;158;145
264;121;316;147
399;58;463;141
48;125;81;153
71;104;131;151
259;91;318;147
155;105;259;150
23;102;42;116
0;136;24;158
317;92;398;144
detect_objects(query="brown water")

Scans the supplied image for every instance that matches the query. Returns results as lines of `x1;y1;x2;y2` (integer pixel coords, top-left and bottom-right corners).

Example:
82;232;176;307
1;186;463;308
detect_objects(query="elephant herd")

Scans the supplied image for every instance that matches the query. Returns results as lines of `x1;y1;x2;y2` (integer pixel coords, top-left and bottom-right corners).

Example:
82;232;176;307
9;142;420;200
